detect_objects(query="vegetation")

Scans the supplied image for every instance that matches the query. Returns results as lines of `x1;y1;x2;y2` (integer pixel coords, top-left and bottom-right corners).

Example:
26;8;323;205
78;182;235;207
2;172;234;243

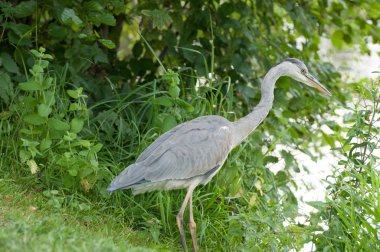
0;179;174;251
0;0;379;251
310;81;380;251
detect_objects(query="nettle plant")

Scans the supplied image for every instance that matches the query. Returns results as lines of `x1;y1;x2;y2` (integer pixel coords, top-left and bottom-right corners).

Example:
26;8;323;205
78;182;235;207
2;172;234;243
15;48;102;191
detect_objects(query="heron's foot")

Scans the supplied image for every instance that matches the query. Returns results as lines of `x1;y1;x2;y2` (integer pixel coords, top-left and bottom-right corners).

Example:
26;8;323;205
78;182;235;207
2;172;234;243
176;214;187;251
188;221;198;252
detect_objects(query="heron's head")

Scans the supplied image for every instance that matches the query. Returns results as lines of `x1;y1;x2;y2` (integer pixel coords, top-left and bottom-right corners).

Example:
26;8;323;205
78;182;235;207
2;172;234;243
279;58;331;96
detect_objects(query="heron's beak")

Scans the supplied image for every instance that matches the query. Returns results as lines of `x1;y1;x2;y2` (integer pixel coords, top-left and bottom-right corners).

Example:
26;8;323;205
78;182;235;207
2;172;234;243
305;74;332;96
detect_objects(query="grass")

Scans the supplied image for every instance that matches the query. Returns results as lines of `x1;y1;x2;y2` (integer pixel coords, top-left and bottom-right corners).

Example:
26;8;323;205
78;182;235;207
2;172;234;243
0;178;177;252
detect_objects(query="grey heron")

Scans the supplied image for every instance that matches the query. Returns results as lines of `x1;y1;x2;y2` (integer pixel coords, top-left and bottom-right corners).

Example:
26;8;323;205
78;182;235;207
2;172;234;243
107;58;331;251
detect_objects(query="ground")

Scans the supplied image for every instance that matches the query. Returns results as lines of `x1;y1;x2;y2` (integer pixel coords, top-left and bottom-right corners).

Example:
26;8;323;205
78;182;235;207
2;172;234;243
0;179;175;252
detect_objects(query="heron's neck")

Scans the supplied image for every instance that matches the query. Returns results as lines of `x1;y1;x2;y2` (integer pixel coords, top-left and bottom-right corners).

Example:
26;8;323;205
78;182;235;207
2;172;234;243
231;65;285;147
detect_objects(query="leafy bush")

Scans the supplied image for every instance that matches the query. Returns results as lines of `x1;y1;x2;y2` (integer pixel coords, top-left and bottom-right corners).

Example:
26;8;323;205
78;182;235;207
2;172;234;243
1;48;102;192
309;79;380;251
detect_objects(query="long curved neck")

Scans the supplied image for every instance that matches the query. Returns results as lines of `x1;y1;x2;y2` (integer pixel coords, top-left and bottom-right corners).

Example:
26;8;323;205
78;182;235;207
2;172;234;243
231;64;286;147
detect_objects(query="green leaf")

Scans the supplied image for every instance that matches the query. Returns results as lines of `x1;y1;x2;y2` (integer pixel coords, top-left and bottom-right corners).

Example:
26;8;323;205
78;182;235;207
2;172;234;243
61;8;83;26
322;132;335;148
67;90;78;99
152;96;173;107
48;118;70;131
32;65;44;73
168;85;180;98
98;13;116;26
306;201;327;211
40;138;52;151
13;0;36;18
141;9;172;29
162;114;177;132
43;90;55;105
68;169;78;177
39;60;49;69
21;138;39;147
175;99;194;112
91;143;103;153
42;77;53;89
41;53;53;60
275;170;289;186
280;150;295;170
163;69;180;86
19;149;31;163
0;52;20;74
80;165;95;177
69;103;79;111
78;140;91;148
20;128;41;135
0;72;14;103
4;22;32;37
30;49;40;58
78;33;88;39
18;81;42;91
331;30;344;48
84;1;103;12
76;87;83;94
38;104;52;117
89;12;116;26
23;114;47;125
47;24;68;40
7;29;29;46
70;117;84;133
50;190;59;195
263;155;279;165
99;39;116;49
63;132;77;141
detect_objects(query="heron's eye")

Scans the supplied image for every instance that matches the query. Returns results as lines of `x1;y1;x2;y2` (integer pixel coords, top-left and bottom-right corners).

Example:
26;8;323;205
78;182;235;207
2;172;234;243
301;69;307;74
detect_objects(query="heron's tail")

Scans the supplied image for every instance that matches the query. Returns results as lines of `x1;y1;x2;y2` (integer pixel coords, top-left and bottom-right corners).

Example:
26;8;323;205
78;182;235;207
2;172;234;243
106;163;147;192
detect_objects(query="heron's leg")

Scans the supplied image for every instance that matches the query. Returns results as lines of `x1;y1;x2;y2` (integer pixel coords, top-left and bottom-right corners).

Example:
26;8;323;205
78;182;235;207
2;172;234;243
188;191;198;252
176;186;195;251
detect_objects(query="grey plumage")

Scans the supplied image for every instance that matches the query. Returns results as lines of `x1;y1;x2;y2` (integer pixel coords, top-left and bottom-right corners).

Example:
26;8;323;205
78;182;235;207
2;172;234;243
107;116;232;194
107;58;331;252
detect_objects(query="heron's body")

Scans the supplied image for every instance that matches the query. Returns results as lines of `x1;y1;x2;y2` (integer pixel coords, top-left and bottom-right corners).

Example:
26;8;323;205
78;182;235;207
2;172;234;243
108;115;233;194
107;58;331;251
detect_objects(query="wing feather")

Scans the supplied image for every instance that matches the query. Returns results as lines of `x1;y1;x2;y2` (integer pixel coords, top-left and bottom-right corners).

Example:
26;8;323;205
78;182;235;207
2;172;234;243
108;115;233;191
142;116;232;181
136;122;187;163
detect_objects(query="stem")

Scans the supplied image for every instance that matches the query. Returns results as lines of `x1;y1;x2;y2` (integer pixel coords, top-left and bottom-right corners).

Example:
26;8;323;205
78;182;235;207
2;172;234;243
209;11;215;87
138;31;167;73
359;94;378;171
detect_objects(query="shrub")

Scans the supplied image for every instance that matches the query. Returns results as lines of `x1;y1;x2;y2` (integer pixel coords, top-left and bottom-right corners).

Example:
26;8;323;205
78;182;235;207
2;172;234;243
309;79;380;251
1;48;102;192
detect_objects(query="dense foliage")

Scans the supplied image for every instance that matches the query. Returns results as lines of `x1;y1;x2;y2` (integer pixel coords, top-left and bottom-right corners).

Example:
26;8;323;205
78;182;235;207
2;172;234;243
310;81;380;251
1;0;379;251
